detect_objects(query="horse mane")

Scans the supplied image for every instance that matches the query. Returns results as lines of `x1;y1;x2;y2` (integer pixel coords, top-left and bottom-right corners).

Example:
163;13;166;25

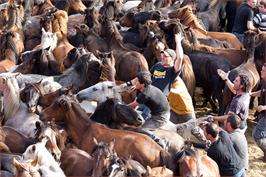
169;5;207;35
0;126;7;141
51;9;68;40
6;3;23;30
0;31;19;63
3;77;21;119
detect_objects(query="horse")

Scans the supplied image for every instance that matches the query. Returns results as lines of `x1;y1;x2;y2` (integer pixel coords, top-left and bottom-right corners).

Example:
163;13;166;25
34;122;64;161
0;126;35;153
77;82;185;155
91;138;127;177
63;47;87;69
19;79;62;113
197;0;227;31
176;147;220;177
40;94;174;168
0;77;42;138
21;138;66;177
60;148;93;176
89;98;144;129
103;20;149;81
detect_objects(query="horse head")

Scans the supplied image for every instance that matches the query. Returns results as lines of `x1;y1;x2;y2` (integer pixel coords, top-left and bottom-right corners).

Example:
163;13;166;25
63;47;86;69
20;81;42;113
91;138;125;177
40;94;75;122
91;98;144;127
76;81;119;103
41;28;58;52
34;121;62;161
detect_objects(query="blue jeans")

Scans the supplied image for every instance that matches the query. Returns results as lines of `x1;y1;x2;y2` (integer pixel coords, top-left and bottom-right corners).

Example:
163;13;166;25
137;104;150;120
232;168;246;177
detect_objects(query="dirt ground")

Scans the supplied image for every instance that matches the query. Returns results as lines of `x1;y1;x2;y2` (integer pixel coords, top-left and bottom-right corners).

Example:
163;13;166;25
194;90;266;177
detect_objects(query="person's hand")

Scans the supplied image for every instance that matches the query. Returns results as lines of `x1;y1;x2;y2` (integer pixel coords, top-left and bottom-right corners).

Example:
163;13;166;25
174;33;183;43
257;105;265;112
217;69;229;81
131;77;138;86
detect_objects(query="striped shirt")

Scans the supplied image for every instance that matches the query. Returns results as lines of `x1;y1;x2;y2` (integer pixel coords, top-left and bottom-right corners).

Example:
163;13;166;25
253;12;266;31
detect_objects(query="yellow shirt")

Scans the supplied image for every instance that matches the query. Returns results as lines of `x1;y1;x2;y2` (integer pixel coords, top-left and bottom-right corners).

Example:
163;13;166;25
168;77;194;115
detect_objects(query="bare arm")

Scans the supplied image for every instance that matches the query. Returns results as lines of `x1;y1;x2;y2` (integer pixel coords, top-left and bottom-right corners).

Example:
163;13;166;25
247;20;258;31
250;90;261;97
174;33;184;73
217;69;236;94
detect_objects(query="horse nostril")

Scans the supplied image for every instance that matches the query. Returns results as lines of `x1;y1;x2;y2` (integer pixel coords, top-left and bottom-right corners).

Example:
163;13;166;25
76;94;83;103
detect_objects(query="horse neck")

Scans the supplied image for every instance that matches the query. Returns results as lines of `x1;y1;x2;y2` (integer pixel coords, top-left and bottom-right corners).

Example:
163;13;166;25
100;63;116;82
65;103;91;145
2;81;21;119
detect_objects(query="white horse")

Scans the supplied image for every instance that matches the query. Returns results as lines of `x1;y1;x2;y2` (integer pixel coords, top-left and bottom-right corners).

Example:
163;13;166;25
0;76;42;138
22;138;66;177
76;81;122;104
41;28;58;52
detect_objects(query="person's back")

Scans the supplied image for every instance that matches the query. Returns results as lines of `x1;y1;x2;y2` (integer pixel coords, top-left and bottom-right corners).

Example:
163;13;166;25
168;76;195;123
226;1;238;32
232;3;254;34
207;130;243;176
230;129;249;169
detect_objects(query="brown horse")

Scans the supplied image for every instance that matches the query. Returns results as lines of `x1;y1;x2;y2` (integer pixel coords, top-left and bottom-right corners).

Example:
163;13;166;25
0;126;35;153
40;94;174;168
60;148;93;176
177;148;220;177
104;20;149;81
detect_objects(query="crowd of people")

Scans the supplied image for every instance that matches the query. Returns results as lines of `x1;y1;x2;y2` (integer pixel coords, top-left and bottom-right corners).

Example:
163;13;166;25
117;0;266;176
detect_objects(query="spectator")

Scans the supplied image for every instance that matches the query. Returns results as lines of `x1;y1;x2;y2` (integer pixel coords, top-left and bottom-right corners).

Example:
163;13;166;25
214;70;251;133
232;0;258;43
252;63;266;162
253;0;266;31
204;123;245;177
226;114;249;175
225;1;238;32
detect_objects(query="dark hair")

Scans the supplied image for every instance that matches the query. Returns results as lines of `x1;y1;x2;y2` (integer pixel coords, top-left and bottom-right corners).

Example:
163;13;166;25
239;74;251;92
227;114;241;129
205;123;219;138
137;71;152;86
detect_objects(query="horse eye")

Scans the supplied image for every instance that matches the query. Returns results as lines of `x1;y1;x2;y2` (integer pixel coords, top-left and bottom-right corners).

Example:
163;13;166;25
93;88;97;91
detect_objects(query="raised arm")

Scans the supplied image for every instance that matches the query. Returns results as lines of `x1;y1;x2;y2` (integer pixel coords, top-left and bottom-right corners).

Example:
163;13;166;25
174;33;184;73
217;69;236;94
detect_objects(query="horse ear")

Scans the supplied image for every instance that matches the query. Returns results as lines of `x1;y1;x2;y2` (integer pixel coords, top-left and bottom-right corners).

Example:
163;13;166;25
92;137;98;146
41;28;46;35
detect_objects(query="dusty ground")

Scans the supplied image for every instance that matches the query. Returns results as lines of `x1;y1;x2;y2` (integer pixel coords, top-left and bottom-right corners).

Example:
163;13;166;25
194;90;266;177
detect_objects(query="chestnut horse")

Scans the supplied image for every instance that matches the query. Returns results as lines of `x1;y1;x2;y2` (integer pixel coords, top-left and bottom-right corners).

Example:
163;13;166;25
177;147;220;177
40;95;174;168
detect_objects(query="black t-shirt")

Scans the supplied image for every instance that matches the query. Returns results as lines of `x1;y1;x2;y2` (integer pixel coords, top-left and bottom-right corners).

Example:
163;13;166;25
225;1;237;32
136;85;170;116
232;3;254;34
207;131;243;176
150;62;179;95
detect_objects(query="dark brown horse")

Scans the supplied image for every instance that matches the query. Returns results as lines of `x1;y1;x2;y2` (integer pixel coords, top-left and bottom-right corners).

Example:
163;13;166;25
40;95;174;168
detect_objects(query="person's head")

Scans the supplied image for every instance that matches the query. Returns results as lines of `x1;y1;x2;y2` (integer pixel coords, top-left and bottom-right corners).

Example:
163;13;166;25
247;0;258;8
261;63;266;80
233;74;251;93
259;0;266;13
226;114;241;133
136;71;152;90
204;123;219;142
160;49;176;66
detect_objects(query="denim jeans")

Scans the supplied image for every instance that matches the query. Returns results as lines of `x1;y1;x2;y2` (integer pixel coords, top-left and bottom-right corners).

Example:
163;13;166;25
232;168;246;177
137;104;151;120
